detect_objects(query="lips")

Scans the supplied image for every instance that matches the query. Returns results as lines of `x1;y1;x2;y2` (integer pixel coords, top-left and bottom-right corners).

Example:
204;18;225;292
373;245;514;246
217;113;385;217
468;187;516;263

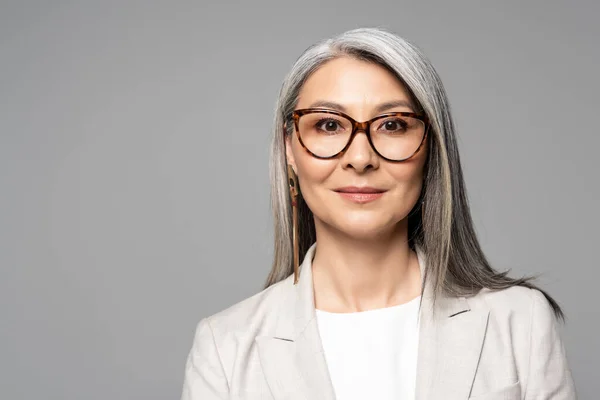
333;186;387;204
333;186;387;193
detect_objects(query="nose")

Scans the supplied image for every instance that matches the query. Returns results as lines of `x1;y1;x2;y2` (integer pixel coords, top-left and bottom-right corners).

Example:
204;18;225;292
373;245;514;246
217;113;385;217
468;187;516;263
340;129;380;172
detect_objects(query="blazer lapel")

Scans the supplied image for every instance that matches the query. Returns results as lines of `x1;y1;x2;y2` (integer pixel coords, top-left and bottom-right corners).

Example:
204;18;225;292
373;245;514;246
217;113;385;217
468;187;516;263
256;243;490;400
414;247;490;400
255;243;336;400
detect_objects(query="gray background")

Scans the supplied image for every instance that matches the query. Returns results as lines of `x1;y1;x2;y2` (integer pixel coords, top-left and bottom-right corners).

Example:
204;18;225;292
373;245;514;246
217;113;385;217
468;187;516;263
1;1;598;399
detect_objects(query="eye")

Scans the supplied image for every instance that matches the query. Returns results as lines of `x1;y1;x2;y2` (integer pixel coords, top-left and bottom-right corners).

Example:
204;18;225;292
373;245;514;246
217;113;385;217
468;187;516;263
315;118;344;133
376;117;409;133
385;119;407;131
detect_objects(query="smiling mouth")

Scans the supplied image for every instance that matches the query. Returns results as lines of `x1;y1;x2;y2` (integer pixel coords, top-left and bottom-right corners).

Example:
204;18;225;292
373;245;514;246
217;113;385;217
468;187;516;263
333;186;386;193
334;191;386;203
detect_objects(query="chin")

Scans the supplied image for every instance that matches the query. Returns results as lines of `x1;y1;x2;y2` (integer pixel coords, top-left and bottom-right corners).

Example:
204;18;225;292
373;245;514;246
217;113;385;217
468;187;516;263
332;214;398;239
342;225;397;241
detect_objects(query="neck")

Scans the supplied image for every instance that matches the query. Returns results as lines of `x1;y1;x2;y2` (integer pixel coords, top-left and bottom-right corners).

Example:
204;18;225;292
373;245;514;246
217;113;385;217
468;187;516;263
311;218;422;313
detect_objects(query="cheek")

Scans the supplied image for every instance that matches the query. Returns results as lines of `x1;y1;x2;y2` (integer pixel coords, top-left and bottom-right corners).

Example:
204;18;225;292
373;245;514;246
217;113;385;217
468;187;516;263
295;153;336;197
389;168;425;213
391;163;425;188
393;139;428;190
386;157;428;213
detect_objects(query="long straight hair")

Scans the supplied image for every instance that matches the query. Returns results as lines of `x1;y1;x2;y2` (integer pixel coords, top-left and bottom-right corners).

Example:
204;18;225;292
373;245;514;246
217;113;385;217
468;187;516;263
263;27;564;321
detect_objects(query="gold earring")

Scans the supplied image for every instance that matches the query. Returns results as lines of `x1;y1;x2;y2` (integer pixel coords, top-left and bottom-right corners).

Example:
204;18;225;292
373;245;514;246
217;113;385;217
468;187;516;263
287;164;300;284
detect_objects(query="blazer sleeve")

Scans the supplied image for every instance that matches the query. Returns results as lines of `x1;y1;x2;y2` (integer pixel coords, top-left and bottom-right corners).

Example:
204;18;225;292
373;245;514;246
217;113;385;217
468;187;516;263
524;289;577;399
181;318;230;400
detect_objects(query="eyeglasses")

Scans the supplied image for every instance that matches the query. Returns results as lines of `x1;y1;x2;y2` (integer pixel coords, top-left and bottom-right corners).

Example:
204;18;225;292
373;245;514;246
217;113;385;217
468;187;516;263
290;108;429;162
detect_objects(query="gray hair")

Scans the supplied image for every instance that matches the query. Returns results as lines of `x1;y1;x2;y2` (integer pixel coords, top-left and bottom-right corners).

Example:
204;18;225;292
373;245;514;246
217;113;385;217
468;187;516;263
263;27;564;320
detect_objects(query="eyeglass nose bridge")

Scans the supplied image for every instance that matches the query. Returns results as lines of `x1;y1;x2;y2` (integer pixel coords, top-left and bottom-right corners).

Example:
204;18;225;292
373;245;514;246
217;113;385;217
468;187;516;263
341;119;375;152
353;120;370;133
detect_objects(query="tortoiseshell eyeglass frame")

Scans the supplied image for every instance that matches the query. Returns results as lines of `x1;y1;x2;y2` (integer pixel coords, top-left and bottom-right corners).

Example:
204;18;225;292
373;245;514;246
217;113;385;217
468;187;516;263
289;108;430;162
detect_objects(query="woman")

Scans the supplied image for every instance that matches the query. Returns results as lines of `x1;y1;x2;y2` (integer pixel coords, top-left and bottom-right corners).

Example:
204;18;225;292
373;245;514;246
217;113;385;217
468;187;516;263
180;27;576;399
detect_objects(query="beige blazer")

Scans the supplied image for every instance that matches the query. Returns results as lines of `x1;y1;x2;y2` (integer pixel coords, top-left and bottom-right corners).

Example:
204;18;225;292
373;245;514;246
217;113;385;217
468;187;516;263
181;243;576;399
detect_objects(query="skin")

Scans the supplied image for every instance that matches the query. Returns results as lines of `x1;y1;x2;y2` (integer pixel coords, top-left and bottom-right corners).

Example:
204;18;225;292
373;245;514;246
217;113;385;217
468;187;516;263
285;56;429;313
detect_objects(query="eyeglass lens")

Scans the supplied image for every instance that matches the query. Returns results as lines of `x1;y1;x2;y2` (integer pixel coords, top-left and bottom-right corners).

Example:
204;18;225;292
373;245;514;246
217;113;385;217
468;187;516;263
297;112;425;160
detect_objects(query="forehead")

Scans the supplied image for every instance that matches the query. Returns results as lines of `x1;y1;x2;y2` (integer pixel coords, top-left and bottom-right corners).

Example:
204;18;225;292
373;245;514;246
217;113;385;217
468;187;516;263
296;56;414;110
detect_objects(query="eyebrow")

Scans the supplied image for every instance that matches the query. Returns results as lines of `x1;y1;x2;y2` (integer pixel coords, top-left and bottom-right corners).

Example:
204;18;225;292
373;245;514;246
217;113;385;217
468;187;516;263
307;99;416;114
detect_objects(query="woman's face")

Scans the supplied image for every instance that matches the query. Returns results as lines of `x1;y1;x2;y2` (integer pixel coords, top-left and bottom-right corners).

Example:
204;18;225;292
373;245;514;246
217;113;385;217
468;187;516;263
285;56;429;240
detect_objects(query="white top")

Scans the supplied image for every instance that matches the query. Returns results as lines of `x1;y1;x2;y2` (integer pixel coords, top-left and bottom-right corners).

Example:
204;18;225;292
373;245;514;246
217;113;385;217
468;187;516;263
315;295;421;400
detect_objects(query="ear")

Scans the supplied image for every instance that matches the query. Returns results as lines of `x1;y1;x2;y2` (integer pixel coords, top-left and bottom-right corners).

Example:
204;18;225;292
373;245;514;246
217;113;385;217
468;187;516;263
284;123;297;174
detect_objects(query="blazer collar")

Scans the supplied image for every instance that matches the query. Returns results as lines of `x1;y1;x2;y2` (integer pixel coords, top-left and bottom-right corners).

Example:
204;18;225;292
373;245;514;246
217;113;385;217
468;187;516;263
256;242;490;400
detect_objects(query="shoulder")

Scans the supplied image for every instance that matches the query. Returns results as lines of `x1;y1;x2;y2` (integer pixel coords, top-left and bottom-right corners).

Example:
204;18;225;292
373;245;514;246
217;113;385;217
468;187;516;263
466;285;561;343
195;273;294;339
468;284;556;320
182;275;295;396
465;286;575;396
